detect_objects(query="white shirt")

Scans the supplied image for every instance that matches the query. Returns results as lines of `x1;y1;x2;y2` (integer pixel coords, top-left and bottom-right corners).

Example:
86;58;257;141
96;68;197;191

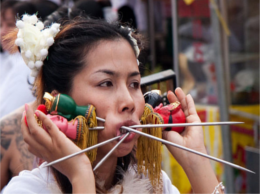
0;52;35;118
3;163;180;194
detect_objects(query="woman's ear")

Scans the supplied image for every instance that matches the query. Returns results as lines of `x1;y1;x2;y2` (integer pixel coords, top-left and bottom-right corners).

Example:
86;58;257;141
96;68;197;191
51;90;59;97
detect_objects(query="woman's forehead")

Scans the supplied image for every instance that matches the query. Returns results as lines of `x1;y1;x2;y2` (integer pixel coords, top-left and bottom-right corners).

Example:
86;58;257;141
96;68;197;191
84;39;138;70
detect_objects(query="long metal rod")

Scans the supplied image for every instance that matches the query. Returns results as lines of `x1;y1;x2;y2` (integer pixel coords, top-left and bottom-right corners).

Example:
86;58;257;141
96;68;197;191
93;133;130;171
130;121;243;128
42;136;121;168
89;121;243;130
96;117;254;174
121;126;254;174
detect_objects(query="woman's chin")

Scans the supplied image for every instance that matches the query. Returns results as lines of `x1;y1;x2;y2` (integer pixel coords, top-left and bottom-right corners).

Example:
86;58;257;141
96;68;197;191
115;143;135;157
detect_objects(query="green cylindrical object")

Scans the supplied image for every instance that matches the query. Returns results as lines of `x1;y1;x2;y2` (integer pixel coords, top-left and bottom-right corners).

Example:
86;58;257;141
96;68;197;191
44;93;90;120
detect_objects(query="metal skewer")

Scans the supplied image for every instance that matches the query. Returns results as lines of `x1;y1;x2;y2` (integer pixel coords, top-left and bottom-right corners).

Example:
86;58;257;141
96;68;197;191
42;136;121;168
95;117;255;174
89;121;243;130
93;133;130;171
90;126;105;130
130;121;243;128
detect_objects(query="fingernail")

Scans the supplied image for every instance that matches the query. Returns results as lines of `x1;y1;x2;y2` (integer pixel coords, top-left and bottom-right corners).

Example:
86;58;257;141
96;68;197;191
25;116;28;127
25;104;28;112
23;111;28;127
35;111;39;117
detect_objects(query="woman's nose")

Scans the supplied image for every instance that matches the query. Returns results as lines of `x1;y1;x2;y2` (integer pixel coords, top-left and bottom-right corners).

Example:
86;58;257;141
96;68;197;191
117;87;135;114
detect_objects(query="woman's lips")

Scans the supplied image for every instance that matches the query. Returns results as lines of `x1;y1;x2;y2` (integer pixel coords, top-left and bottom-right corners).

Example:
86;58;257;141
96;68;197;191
119;131;136;143
116;120;139;143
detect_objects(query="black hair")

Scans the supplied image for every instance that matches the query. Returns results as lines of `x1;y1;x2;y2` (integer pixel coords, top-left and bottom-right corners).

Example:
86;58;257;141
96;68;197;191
118;5;137;29
32;0;59;21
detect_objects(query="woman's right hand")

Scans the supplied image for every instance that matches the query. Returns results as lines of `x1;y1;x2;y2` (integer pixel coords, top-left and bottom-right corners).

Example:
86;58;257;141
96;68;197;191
21;104;96;193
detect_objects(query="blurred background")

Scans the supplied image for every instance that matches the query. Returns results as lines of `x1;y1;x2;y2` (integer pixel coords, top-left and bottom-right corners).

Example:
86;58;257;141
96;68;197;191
0;0;259;193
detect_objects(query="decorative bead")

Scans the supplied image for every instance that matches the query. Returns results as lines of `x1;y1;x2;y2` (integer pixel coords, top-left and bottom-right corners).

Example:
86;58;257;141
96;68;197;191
221;185;225;190
50;27;58;35
22;15;30;23
40;40;46;46
40;49;48;56
16;20;24;29
25;50;32;58
31;69;38;77
15;38;24;47
30;15;38;24
42;29;50;37
36;22;44;30
52;23;60;29
17;31;22;38
47;37;54;46
35;61;43;68
215;190;219;194
28;61;35;69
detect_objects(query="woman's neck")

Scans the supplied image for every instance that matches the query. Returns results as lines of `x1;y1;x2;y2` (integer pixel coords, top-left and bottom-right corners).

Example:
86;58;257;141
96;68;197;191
93;154;118;190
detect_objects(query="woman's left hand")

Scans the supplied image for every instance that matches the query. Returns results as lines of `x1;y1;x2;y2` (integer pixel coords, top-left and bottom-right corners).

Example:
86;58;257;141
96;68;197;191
162;87;207;169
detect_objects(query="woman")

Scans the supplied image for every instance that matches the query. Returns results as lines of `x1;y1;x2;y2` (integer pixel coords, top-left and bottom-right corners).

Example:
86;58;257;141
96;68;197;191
2;14;221;194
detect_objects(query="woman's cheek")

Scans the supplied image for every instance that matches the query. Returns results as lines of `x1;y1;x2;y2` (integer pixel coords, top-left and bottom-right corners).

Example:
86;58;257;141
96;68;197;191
136;97;145;119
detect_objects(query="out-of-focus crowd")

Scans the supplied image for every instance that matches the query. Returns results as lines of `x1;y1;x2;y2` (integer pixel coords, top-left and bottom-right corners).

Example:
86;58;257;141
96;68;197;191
0;0;140;191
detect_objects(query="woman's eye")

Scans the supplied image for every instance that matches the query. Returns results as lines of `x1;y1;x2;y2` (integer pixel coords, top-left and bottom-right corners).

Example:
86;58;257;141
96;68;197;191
130;82;140;89
99;81;113;87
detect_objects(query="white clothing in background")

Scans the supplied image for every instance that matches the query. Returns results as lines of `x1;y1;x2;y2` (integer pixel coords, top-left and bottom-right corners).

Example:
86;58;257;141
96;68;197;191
2;162;180;194
0;52;35;118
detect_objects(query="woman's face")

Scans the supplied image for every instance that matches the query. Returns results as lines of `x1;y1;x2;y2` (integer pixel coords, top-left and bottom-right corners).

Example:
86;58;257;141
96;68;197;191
70;39;145;158
0;9;15;51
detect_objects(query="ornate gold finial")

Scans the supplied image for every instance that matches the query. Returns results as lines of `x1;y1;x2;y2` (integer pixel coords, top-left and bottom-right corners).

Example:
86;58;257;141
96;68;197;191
43;92;54;111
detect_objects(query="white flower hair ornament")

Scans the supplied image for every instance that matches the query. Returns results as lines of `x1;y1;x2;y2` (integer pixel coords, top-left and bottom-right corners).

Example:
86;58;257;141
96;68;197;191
15;14;60;77
121;26;140;66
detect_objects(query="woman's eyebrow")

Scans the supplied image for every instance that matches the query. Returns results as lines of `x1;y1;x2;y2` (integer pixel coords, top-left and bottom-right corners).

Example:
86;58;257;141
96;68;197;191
129;71;140;78
94;69;115;75
94;70;140;78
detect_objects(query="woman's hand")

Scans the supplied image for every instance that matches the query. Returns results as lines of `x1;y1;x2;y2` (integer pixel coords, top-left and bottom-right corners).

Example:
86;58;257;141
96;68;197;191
163;87;219;193
162;87;206;168
21;104;95;193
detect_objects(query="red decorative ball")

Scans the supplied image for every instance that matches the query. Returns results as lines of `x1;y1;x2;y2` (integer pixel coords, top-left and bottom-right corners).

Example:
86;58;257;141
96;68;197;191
24;104;48;127
154;102;186;133
37;104;48;114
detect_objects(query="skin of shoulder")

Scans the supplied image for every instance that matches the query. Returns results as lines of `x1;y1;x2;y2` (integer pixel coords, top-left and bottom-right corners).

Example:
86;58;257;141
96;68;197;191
0;103;35;190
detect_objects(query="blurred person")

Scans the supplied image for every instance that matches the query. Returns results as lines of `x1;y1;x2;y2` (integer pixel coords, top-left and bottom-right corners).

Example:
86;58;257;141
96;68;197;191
0;1;36;119
73;0;104;19
32;0;59;21
0;6;82;191
0;1;37;190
